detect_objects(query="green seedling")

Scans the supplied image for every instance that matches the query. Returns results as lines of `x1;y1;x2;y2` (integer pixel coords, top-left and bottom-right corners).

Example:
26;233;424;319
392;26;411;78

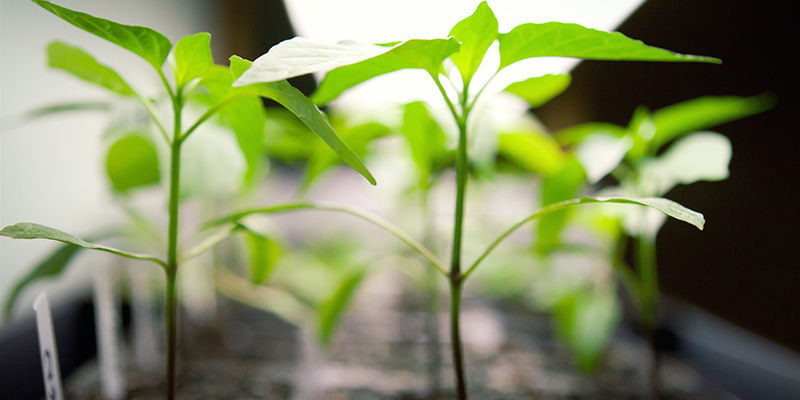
1;1;375;398
208;2;720;398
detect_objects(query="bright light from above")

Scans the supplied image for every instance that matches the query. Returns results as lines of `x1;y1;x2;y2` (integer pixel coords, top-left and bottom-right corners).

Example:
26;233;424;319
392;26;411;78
283;0;646;117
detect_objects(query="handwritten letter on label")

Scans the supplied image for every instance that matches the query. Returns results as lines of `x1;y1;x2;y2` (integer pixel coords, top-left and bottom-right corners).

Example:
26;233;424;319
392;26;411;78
33;292;64;400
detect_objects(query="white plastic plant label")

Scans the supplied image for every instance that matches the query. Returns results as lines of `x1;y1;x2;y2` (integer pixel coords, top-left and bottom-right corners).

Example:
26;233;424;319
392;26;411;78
33;292;64;400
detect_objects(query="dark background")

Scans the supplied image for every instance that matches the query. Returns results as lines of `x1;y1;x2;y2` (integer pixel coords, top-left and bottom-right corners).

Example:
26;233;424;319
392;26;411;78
213;0;799;351
538;0;799;351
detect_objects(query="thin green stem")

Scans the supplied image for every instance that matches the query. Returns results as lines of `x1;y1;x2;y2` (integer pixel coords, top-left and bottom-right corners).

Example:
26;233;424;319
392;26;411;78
450;281;467;400
431;73;462;120
205;203;448;276
465;70;499;115
181;224;239;263
133;92;170;144
180;93;250;143
164;268;177;400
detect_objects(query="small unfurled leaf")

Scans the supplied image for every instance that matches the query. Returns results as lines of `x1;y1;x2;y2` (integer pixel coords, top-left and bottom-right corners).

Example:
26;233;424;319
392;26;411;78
312;38;460;105
244;230;281;285
106;134;160;193
498;130;566;176
234;38;389;86
0;223;164;265
576;133;632;183
503;74;571;108
554;288;620;372
537;158;586;254
401;101;448;187
32;0;172;70
240;74;376;185
554;123;625;146
4;243;82;318
218;96;266;184
229;55;252;80
174;32;213;89
317;269;365;345
498;22;719;69
639;132;731;196
47;41;135;96
448;1;498;84
650;95;774;150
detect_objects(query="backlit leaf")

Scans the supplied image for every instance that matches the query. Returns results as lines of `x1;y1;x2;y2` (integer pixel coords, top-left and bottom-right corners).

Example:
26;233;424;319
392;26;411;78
174;32;213;89
312;38;460;105
498;130;566;176
498;22;719;69
554;288;620;372
243;229;281;285
32;0;172;70
537;157;586;254
105;133;160;193
401;101;448;187
581;196;704;230
448;1;498;84
47;41;135;96
317;269;365;345
218;96;266;184
639;132;731;196
575;133;632;183
503;74;570;108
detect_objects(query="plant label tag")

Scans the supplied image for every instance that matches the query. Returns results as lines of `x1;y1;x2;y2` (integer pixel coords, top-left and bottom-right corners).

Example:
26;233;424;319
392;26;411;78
33;292;64;400
94;265;126;399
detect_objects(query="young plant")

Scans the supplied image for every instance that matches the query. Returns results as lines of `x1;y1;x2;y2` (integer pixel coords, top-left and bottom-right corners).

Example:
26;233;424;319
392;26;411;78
208;2;720;398
0;1;375;398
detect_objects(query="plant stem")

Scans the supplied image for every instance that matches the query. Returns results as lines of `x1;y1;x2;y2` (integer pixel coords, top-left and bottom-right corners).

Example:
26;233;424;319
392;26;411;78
449;110;469;400
637;233;660;400
450;280;467;400
164;91;183;400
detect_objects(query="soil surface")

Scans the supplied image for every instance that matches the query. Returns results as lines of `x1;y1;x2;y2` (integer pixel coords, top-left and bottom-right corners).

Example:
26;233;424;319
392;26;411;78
65;290;724;399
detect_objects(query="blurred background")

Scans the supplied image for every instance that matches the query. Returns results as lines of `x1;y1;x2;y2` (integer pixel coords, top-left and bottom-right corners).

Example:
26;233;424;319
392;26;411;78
1;0;798;397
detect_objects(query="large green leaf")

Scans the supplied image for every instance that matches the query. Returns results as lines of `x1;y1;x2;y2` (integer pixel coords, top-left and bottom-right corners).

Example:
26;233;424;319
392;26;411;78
105;133;160;193
503;74;571;108
235;37;389;86
401;101;448;187
497;130;566;176
46;41;135;96
498;22;719;69
649;95;774;150
448;1;498;85
312;38;460;105
4;243;82;318
173;32;213;89
316;269;365;345
32;0;172;70
0;223;165;266
639;132;731;196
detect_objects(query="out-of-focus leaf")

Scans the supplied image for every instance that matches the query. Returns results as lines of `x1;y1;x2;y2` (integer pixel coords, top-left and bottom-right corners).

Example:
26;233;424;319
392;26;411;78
47;41;135;96
4;243;81;318
32;0;172;70
0;223;163;265
448;1;498;84
303;121;389;188
401;101;448;187
317;269;365;345
498;22;719;69
243;230;281;285
312;38;460;105
498;130;566;176
582;196;704;230
263;109;317;161
626;106;655;161
554;123;625;146
197;65;235;102
218;96;266;184
554;288;620;372
503;74;570;108
649;95;774;150
639;132;731;196
575;133;632;183
106;133;160;193
234;37;388;86
179;121;246;199
173;32;213;89
537;157;586;254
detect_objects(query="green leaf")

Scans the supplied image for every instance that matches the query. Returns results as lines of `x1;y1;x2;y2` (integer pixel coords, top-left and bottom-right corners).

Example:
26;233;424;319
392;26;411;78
312;38;461;105
244;77;376;185
503;74;571;108
173;32;213;89
649;95;774;150
581;196;705;230
197;65;235;101
498;22;720;69
244;230;281;285
497;130;566;176
575;133;632;183
401;101;448;187
229;55;252;80
263;108;317;161
638;132;731;196
317;269;365;345
105;134;160;193
303;121;389;189
537;157;586;254
46;41;135;96
179;122;246;199
218;96;266;184
32;0;172;70
0;223;165;266
554;288;620;372
554;122;625;146
235;37;389;86
4;243;82;318
448;1;498;84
